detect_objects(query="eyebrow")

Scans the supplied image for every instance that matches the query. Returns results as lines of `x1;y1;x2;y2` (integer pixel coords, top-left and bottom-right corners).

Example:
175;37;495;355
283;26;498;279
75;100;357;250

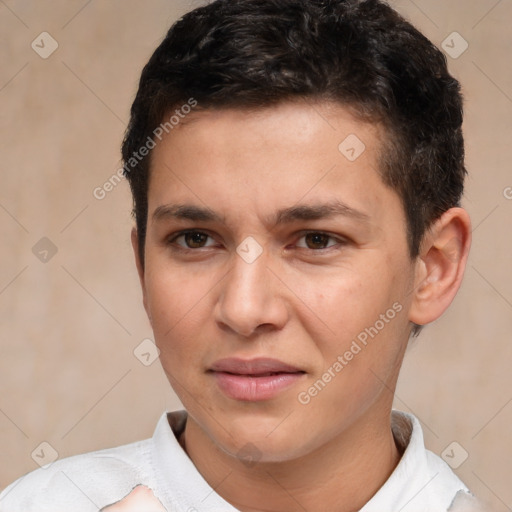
151;200;370;226
152;203;222;223
273;201;370;225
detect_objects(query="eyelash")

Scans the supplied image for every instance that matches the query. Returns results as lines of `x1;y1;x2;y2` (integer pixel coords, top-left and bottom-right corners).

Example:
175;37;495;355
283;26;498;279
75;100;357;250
168;230;219;250
167;230;347;252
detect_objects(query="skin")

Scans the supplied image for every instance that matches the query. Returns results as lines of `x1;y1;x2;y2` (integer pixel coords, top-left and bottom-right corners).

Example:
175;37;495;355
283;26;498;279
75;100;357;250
131;100;471;512
101;486;166;511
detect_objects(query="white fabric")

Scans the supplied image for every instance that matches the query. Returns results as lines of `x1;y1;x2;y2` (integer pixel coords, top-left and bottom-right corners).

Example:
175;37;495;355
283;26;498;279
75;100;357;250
0;410;478;512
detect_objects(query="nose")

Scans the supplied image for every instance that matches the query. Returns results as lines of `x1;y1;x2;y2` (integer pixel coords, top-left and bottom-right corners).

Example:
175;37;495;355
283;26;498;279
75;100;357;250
214;250;289;338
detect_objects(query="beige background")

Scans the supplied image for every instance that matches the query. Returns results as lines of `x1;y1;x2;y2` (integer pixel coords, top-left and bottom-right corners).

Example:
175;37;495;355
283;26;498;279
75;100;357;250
1;0;511;509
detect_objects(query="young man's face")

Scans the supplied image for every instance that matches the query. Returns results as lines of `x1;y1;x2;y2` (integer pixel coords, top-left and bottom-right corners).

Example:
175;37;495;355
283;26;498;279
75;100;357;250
135;101;417;462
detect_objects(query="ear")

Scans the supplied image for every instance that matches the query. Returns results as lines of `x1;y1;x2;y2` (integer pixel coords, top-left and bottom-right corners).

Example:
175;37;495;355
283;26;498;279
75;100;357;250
131;227;151;324
409;207;471;327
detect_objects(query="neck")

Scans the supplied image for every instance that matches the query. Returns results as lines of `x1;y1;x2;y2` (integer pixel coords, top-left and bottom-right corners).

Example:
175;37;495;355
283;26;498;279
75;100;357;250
182;406;401;512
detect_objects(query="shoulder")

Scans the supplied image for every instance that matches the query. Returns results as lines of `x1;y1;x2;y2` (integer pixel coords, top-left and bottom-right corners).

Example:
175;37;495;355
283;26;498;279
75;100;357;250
0;439;153;512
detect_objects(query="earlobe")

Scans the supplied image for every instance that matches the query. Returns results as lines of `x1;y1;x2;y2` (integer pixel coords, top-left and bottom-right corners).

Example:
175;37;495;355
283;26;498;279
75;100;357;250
409;207;471;327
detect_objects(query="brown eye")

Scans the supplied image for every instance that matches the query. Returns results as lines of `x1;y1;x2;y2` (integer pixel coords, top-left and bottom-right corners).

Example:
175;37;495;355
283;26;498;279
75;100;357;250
184;232;209;248
170;231;215;249
304;233;332;249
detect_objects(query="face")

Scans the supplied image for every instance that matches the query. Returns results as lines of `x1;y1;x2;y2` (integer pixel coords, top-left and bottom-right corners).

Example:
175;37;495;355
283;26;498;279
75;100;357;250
136;101;417;462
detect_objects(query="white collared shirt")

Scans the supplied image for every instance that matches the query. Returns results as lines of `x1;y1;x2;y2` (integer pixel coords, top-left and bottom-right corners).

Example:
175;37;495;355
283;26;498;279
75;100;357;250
0;410;480;512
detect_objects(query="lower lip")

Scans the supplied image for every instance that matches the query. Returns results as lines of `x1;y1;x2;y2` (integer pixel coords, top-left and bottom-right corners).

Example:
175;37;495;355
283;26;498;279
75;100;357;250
212;372;305;401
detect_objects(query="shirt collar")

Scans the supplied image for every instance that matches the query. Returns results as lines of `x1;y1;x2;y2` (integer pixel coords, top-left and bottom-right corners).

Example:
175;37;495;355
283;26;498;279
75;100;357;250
149;410;467;511
150;411;240;511
361;410;468;512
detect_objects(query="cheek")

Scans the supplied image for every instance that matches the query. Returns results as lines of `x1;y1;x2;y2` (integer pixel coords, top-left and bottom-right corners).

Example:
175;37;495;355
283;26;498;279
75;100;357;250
292;257;411;397
144;263;214;361
291;263;401;345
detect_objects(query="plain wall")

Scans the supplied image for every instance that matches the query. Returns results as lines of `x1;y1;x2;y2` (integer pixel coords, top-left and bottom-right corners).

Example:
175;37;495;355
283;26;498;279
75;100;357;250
1;0;511;509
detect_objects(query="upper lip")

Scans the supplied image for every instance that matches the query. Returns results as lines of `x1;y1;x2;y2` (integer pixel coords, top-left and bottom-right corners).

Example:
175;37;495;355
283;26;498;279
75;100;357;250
209;357;304;375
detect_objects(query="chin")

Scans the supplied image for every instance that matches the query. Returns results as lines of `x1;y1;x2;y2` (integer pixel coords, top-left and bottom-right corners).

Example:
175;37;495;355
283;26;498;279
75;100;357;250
210;414;316;464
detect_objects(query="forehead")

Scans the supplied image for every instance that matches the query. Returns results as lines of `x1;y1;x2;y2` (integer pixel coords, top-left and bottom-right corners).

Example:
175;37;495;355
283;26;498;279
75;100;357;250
161;100;385;162
147;100;403;230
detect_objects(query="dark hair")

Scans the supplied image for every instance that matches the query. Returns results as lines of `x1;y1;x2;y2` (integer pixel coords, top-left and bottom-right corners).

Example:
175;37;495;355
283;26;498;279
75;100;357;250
122;0;465;269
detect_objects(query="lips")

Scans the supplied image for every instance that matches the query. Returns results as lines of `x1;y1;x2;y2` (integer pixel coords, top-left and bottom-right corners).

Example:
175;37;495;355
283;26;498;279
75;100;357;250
209;358;306;401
